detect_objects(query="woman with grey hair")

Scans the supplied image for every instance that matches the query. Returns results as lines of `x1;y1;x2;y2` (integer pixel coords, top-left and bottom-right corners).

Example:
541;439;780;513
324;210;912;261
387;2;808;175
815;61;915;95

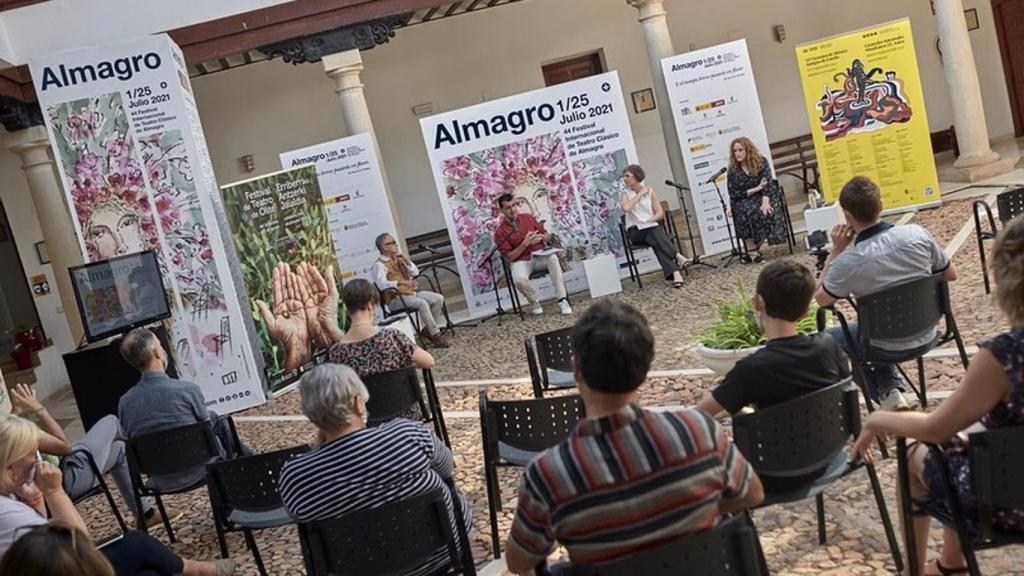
278;364;470;574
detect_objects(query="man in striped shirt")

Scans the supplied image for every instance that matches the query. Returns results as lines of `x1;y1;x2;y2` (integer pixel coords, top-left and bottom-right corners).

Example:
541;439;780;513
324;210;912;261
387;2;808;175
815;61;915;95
278;364;470;576
505;301;765;573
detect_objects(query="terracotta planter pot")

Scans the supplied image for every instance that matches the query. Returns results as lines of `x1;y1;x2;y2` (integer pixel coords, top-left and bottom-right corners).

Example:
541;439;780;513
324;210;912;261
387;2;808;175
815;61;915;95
696;343;764;376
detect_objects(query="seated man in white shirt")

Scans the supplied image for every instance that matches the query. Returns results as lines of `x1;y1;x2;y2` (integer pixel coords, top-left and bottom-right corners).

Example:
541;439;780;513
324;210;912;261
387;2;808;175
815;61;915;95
371;232;449;348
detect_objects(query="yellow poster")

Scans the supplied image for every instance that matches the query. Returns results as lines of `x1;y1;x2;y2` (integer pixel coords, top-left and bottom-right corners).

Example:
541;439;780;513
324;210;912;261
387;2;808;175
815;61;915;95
796;19;940;210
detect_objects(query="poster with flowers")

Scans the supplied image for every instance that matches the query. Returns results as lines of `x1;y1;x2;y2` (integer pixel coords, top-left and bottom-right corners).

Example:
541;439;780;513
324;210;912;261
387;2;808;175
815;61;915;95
421;72;646;315
32;35;265;413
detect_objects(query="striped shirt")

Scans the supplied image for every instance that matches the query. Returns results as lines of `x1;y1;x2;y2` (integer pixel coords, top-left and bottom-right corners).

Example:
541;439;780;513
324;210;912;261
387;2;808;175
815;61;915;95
508;404;754;566
278;419;470;576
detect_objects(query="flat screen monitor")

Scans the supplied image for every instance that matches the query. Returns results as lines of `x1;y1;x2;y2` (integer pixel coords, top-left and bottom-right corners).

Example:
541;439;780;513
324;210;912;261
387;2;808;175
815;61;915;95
69;251;171;343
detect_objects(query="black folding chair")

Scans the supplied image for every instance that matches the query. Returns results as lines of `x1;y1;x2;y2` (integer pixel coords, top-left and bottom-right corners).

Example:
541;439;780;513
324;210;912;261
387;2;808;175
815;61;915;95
826;274;969;409
897;427;1024;576
479;392;585;558
361;367;450;448
297;484;476;575
732;379;903;573
973;187;1024;294
125;420;223;542
61;449;129;534
525;327;575;398
617;206;684;290
206;445;311;576
378;286;422;335
548;512;768;576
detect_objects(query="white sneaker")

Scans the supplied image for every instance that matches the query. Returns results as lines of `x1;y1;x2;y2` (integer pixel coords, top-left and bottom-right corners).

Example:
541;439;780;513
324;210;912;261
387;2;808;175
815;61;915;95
880;389;911;412
531;304;544;315
558;300;573;315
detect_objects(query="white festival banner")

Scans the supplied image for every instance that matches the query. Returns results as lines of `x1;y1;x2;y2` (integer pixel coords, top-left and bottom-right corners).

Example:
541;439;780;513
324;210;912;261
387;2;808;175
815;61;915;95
419;72;645;317
662;40;775;256
280;133;398;283
30;34;266;412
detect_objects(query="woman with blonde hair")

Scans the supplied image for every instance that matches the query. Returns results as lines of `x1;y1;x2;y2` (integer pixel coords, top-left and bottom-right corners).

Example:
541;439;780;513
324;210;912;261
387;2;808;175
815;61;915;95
0;414;235;575
726;137;788;262
853;214;1024;575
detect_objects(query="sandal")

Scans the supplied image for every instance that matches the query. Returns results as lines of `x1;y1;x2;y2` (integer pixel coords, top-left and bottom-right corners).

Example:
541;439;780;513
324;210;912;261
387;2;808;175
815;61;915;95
738;254;752;264
753;252;764;263
927;559;969;575
672;281;684;289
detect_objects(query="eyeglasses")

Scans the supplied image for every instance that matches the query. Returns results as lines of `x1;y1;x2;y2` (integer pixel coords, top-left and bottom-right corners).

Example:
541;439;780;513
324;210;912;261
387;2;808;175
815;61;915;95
383;241;397;246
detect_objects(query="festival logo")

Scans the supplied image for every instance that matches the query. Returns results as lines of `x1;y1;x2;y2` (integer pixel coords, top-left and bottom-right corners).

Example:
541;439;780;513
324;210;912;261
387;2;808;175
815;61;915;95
816;59;912;141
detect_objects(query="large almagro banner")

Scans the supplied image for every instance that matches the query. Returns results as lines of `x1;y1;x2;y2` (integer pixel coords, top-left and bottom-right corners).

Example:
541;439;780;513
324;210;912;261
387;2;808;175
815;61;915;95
220;166;343;392
796;19;940;210
419;72;642;316
662;39;775;256
280;133;398;283
30;34;265;413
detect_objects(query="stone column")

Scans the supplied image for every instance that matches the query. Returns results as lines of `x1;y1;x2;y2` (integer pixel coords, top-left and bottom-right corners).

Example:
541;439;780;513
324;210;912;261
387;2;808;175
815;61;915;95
4;126;85;342
322;49;406;250
935;0;1013;181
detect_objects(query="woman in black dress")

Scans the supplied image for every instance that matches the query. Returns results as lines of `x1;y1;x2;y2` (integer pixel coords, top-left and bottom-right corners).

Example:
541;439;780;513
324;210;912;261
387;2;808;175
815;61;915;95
726;137;788;262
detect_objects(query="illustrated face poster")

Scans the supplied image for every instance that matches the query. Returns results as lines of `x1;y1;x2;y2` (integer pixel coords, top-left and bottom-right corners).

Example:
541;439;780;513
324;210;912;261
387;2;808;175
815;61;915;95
420;72;645;316
796;19;940;210
31;34;265;412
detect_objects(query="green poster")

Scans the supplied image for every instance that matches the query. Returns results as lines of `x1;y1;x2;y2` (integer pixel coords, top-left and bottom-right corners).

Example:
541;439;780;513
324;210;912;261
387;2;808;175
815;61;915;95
221;165;344;390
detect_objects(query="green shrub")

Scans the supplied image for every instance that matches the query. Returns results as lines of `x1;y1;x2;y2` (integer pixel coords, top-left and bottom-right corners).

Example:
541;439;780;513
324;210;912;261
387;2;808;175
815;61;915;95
696;282;821;350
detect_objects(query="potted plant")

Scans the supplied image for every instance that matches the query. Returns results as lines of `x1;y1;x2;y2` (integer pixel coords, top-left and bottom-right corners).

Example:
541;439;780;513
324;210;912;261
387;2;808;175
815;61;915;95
695;283;820;375
9;326;43;371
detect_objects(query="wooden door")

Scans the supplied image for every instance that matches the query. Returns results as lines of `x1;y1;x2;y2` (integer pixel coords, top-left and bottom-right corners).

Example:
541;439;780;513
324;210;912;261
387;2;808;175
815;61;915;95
542;53;603;87
994;0;1024;137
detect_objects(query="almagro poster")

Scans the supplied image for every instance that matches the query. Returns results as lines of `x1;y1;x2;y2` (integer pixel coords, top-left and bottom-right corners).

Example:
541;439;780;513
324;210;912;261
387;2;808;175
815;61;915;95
419;71;643;316
662;39;775;256
30;34;265;413
220;166;343;392
280;132;397;282
796;19;940;210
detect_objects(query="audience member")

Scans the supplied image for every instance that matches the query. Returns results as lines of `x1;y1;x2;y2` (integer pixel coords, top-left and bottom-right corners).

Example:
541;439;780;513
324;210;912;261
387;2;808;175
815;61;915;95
697;259;849;417
328;279;435;375
118;328;251;493
505;301;763;574
278;364;471;575
815;176;957;411
0;523;115;576
853;214;1024;576
0;414;235;575
9;382;161;529
372;232;449;348
494;193;573;316
620;164;691;288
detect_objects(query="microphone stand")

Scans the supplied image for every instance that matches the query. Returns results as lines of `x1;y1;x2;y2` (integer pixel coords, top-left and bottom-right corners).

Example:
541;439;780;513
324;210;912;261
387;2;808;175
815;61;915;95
665;181;717;271
476;244;516;325
712;177;745;268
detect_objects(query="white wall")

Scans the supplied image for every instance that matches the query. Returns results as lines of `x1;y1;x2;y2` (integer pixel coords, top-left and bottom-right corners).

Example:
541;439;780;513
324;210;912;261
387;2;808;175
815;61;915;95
191;0;1015;238
0;0;294;63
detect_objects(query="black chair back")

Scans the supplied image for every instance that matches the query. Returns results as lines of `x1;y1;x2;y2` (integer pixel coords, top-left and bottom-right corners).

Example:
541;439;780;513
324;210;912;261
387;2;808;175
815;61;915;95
732;379;858;477
534;327;574;382
361;367;429;426
126;420;221;479
856;275;947;346
970;425;1024;540
481;393;585;456
298;487;470;576
207;445;310;514
566;512;766;576
996;186;1024;223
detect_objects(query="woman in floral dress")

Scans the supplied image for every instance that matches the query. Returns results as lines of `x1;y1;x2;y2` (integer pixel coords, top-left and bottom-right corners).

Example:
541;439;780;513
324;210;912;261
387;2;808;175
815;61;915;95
726;137;788;262
853;215;1024;575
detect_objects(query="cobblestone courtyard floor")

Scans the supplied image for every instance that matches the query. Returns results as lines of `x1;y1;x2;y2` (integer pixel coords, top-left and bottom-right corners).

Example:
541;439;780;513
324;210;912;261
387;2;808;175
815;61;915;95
65;194;1023;575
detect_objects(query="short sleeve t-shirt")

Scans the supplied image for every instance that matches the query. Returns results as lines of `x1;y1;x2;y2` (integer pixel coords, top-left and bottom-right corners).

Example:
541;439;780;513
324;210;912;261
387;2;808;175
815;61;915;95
0;496;47;557
711;333;851;414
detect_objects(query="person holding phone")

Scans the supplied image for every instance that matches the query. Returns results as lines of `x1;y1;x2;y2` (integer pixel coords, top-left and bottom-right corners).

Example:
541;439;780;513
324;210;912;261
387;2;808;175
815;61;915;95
726;137;788;262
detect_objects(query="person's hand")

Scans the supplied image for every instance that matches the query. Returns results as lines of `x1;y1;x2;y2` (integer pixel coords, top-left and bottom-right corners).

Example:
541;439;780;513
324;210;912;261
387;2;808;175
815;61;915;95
18;482;44;512
10;383;44;416
297;263;341;348
830;224;856;254
760;197;773;217
523;231;543;246
255;262;311;372
852;427;878;464
34;461;64;497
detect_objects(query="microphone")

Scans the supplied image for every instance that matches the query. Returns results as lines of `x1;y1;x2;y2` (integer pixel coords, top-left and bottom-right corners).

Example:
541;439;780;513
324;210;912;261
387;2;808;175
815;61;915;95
664;179;689;190
703;167;728;185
